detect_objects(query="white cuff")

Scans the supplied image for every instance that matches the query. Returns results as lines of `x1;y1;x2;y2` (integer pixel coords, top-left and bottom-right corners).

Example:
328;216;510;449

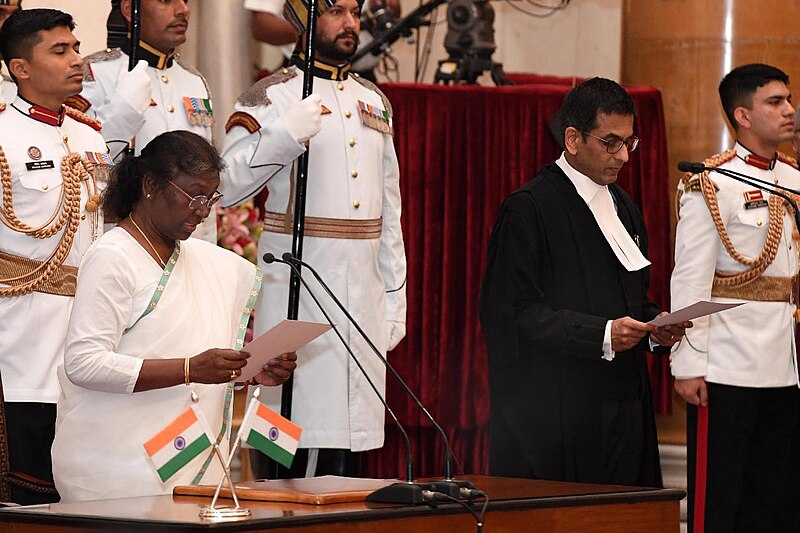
602;320;615;361
649;336;660;351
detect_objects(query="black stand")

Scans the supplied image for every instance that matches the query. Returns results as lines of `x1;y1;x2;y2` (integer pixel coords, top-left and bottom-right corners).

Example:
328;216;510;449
434;55;511;85
367;482;436;505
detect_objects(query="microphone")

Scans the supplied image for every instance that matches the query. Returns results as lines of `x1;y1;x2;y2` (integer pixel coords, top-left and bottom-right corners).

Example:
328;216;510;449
262;253;442;504
677;160;707;174
677;160;800;232
280;252;475;498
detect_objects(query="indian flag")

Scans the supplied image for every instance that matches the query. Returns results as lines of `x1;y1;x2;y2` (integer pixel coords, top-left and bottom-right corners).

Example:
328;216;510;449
143;405;215;483
239;398;302;468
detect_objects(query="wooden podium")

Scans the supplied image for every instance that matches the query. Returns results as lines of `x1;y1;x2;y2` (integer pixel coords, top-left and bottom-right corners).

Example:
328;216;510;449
0;475;683;532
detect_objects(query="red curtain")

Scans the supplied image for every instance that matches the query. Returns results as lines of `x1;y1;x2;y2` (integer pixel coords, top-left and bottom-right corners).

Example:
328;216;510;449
362;79;673;479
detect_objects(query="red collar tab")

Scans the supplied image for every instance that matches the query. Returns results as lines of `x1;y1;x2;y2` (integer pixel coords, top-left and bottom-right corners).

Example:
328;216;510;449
743;152;777;170
28;104;65;127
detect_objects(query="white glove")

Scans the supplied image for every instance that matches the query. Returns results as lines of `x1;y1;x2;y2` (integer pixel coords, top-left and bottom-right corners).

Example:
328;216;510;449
283;93;323;143
116;60;153;114
387;320;406;351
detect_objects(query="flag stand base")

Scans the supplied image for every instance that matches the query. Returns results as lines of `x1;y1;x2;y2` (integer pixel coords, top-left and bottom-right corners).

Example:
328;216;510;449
199;505;251;520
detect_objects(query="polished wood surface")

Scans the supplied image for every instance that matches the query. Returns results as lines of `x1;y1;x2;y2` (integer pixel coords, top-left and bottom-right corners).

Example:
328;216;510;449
0;475;683;532
174;475;395;504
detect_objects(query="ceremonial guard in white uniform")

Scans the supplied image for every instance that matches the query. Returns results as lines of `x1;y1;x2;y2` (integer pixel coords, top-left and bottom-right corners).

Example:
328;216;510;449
222;0;406;477
671;64;800;532
0;71;14;102
0;0;19;103
69;0;216;243
0;98;107;404
672;146;800;386
0;8;109;504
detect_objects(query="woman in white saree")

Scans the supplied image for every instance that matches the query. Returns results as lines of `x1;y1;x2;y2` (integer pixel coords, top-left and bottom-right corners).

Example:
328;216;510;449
52;131;296;502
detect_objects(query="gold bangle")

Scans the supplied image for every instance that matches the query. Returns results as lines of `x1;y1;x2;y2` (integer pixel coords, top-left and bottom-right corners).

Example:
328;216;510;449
184;357;190;386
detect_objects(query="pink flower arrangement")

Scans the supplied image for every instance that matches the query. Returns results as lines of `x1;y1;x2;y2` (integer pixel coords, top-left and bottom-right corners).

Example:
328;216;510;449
216;201;262;264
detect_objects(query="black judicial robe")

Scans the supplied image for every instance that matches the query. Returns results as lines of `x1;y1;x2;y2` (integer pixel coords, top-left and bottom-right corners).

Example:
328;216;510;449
479;163;663;487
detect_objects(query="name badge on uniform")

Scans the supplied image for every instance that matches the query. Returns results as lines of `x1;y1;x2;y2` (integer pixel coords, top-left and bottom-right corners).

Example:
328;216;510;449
26;160;55;171
182;96;214;127
357;100;392;135
743;189;768;210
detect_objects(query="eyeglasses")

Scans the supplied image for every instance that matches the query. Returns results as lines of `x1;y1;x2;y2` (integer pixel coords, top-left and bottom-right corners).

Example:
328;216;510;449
167;179;223;210
581;131;640;154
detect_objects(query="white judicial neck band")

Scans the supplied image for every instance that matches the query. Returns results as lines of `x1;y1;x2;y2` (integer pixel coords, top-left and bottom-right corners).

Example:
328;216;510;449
556;153;650;272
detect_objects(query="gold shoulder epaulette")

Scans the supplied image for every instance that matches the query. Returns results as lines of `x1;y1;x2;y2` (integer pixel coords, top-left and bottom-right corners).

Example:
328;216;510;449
680;174;715;193
63;94;92;113
237;67;297;108
702;148;737;170
677;149;734;193
0;102;6;113
351;72;393;119
778;152;799;170
81;48;122;81
64;106;102;132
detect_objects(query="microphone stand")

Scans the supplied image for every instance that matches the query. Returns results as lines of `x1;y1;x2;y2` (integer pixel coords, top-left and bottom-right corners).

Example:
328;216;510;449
280;253;477;499
263;254;442;505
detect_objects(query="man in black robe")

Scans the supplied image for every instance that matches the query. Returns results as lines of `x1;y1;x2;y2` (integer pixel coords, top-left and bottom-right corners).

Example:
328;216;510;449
479;77;690;487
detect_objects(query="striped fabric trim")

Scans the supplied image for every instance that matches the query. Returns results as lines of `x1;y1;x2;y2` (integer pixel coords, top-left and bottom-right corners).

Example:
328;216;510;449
0;250;78;297
693;405;709;533
263;211;382;240
235;267;262;350
225;111;261;134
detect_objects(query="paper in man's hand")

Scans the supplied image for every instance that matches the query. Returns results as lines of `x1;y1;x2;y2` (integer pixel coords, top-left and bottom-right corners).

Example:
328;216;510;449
649;301;743;327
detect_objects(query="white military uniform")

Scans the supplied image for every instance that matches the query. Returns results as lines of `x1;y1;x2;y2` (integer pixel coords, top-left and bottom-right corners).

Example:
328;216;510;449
671;143;800;387
73;44;217;243
1;72;16;103
221;62;406;451
0;96;108;404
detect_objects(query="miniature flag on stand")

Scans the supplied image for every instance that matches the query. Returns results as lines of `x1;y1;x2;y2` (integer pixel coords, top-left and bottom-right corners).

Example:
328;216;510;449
144;405;215;482
239;398;302;468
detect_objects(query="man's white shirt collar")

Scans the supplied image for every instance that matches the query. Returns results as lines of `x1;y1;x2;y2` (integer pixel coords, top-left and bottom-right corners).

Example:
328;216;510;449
556;153;650;272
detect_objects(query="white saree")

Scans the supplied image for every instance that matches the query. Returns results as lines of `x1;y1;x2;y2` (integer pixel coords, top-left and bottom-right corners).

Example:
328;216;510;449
52;228;261;502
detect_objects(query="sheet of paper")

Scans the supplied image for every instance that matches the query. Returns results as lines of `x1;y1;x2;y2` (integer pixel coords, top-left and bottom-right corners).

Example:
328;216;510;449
239;320;331;381
648;301;744;327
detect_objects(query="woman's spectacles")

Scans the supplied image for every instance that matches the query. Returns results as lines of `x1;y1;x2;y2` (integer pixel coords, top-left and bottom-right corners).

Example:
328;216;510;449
167;179;223;210
581;131;640;154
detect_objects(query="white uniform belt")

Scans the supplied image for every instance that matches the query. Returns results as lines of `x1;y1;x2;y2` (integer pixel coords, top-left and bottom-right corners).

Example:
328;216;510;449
711;272;798;303
263;211;382;240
